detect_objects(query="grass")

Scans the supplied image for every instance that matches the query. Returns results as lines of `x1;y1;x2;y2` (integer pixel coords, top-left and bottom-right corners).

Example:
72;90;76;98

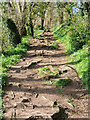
51;42;59;49
0;35;30;118
53;78;71;87
38;66;60;80
1;36;30;86
67;97;73;103
38;66;71;93
34;30;44;38
68;45;89;90
52;17;89;92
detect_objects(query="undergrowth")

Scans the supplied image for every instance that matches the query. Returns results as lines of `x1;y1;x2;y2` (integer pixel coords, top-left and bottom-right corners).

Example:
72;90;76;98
34;30;44;38
51;42;59;49
0;29;44;118
38;66;70;93
38;66;60;80
0;35;30;118
52;15;89;92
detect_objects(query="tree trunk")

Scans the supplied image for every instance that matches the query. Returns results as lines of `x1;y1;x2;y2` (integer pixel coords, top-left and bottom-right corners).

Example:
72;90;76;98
67;10;72;26
60;11;63;24
85;2;90;20
30;17;34;37
80;1;84;16
41;18;44;30
6;18;21;46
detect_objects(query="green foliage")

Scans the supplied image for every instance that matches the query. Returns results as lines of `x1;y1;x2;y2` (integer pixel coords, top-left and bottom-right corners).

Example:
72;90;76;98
70;45;88;63
0;97;3;119
45;81;52;85
73;104;77;107
39;71;46;78
53;16;89;54
38;66;59;80
67;97;73;103
51;42;59;49
53;78;71;87
36;24;41;30
34;30;44;38
69;45;89;90
0;35;30;118
40;66;50;71
52;15;89;91
0;36;29;87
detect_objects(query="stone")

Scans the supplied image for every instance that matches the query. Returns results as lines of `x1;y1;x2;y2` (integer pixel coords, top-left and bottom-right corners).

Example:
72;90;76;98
21;63;32;70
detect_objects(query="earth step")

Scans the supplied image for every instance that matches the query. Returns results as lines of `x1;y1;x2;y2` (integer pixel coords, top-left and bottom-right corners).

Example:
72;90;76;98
11;65;22;70
21;63;32;70
25;116;47;120
16;69;20;73
14;102;27;109
21;59;42;70
65;102;74;110
10;108;16;120
48;65;60;74
32;59;42;64
36;50;44;56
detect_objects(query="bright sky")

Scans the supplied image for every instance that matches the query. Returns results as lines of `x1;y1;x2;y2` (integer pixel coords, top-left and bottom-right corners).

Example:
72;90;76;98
73;1;81;14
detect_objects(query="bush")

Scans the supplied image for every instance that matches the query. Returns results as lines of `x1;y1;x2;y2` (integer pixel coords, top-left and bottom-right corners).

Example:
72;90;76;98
52;16;89;54
52;15;89;91
34;30;44;38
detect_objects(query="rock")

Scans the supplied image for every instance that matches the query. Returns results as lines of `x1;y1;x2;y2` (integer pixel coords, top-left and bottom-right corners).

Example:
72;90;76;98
21;59;42;70
34;93;39;98
51;106;68;120
65;102;74;110
48;66;59;74
21;63;32;70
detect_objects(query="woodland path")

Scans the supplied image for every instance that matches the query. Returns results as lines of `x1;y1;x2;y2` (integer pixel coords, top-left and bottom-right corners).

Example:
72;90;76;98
4;32;88;120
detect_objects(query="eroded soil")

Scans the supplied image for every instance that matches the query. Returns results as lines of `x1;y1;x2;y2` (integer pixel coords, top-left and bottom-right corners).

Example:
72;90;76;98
4;32;88;120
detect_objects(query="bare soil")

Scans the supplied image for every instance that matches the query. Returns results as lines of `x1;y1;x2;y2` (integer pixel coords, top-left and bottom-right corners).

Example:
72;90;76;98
3;32;88;120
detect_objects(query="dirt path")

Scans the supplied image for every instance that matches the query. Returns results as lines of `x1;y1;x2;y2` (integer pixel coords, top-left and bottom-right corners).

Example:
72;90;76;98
4;32;88;120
